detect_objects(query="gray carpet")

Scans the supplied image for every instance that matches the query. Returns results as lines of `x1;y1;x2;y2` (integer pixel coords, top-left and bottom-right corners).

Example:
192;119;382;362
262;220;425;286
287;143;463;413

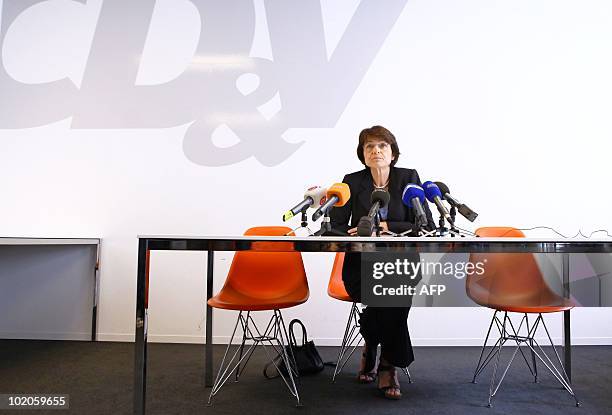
1;340;611;414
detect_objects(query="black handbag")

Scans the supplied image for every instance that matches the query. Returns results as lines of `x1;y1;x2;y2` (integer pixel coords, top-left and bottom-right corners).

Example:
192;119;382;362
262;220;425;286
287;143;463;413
263;319;324;378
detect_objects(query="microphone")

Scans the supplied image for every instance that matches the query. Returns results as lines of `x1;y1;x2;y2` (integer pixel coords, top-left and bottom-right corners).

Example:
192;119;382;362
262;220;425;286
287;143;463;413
401;184;427;228
423;181;453;224
357;189;390;236
282;186;327;221
312;183;351;221
434;181;478;222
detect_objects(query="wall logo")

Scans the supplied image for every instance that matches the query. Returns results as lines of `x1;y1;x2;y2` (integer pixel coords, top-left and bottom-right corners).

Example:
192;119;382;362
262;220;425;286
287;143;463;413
0;0;408;166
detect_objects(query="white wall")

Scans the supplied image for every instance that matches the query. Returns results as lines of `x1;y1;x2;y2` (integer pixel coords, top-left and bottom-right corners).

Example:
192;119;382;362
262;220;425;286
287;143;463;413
1;0;611;345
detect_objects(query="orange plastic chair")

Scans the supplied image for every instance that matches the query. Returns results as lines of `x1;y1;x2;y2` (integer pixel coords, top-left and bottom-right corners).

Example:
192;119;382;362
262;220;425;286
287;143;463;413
467;227;579;407
327;252;351;302
327;253;412;383
326;253;359;382
207;226;309;406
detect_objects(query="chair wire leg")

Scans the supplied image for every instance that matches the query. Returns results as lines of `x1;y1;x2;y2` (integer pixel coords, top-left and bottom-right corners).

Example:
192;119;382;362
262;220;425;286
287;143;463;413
277;310;300;378
490;340;522;398
332;302;360;382
506;314;536;378
234;311;249;382
474;336;504;381
487;312;508;407
337;304;364;372
473;310;498;383
252;312;304;404
275;310;301;406
245;311;300;405
474;312;510;382
531;314;580;406
233;312;263;381
205;309;309;407
401;367;413;383
525;313;538;383
539;314;570;383
208;311;259;405
335;328;363;379
477;312;580;408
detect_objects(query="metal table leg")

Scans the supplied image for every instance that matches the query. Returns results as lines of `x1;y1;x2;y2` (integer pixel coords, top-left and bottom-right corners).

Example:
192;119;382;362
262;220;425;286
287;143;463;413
205;250;214;387
562;253;572;381
134;239;149;415
91;243;101;342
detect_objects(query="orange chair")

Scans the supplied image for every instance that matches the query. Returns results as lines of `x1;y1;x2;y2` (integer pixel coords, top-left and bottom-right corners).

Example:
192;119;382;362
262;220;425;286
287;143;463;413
207;226;309;406
467;227;579;407
327;253;411;383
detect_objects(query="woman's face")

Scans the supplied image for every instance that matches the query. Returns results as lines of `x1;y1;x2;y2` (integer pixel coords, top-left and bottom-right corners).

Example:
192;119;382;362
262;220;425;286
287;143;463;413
363;138;394;169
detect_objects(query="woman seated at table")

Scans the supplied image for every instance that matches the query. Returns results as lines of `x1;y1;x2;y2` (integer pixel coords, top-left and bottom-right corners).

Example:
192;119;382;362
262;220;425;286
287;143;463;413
330;125;434;399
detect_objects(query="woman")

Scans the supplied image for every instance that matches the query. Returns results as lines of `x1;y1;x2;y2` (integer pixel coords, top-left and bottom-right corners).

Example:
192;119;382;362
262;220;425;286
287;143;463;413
329;125;435;399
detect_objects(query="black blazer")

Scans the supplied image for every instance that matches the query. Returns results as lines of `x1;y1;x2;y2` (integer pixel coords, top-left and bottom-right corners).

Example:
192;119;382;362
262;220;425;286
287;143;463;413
329;167;435;235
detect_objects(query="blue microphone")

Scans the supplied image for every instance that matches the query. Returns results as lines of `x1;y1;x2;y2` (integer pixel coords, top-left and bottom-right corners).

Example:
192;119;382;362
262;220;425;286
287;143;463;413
401;184;427;228
423;181;452;224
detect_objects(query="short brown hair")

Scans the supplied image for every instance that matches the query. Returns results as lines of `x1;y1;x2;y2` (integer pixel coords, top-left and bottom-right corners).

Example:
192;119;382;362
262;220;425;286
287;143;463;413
357;125;400;167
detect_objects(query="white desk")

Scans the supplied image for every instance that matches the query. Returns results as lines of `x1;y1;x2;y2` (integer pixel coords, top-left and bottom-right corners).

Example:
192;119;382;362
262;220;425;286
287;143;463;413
0;238;100;341
134;235;612;415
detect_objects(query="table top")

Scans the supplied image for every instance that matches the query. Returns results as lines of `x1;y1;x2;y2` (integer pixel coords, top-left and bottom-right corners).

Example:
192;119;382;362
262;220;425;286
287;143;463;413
137;235;612;253
0;237;100;246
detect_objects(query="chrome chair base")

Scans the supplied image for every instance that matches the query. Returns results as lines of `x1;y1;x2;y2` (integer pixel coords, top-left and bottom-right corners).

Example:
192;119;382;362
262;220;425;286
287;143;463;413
207;310;300;406
331;302;412;384
472;311;580;408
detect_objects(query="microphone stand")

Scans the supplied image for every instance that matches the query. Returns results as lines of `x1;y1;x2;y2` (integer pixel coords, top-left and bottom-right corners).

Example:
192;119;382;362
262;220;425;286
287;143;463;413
300;208;309;229
289;208;314;236
437;215;449;237
420;228;437;237
399;216;429;237
447;206;466;237
374;212;382;237
313;213;332;236
450;206;457;226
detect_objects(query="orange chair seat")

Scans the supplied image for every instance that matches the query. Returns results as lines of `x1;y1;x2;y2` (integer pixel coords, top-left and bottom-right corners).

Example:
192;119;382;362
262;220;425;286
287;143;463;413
327;253;355;303
208;285;309;311
470;296;575;314
467;226;575;314
207;226;310;312
328;289;353;303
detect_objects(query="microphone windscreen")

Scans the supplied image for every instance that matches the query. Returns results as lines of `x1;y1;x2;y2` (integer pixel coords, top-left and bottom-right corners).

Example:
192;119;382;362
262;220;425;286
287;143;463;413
371;189;390;208
327;183;351;206
402;184;425;206
434;181;450;197
304;186;328;207
423;181;443;203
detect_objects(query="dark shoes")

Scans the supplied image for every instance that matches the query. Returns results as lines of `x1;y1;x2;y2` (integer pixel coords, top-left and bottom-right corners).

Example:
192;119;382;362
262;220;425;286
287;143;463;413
377;362;401;400
357;344;377;383
357;344;402;400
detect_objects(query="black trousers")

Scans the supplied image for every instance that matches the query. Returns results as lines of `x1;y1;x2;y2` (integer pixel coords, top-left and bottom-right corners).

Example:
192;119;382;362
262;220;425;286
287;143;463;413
342;253;416;368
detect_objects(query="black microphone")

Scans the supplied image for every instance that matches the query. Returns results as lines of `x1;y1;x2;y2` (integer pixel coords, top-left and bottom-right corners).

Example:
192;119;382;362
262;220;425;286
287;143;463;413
357;189;390;236
434;181;478;222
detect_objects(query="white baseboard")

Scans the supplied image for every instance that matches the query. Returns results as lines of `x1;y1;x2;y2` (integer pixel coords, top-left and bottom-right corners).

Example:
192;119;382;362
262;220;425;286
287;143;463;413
7;332;610;346
0;332;91;341
97;333;135;342
93;333;612;346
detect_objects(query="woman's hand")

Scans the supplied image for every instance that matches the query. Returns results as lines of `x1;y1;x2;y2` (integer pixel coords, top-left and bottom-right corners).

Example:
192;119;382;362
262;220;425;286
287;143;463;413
348;222;389;236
